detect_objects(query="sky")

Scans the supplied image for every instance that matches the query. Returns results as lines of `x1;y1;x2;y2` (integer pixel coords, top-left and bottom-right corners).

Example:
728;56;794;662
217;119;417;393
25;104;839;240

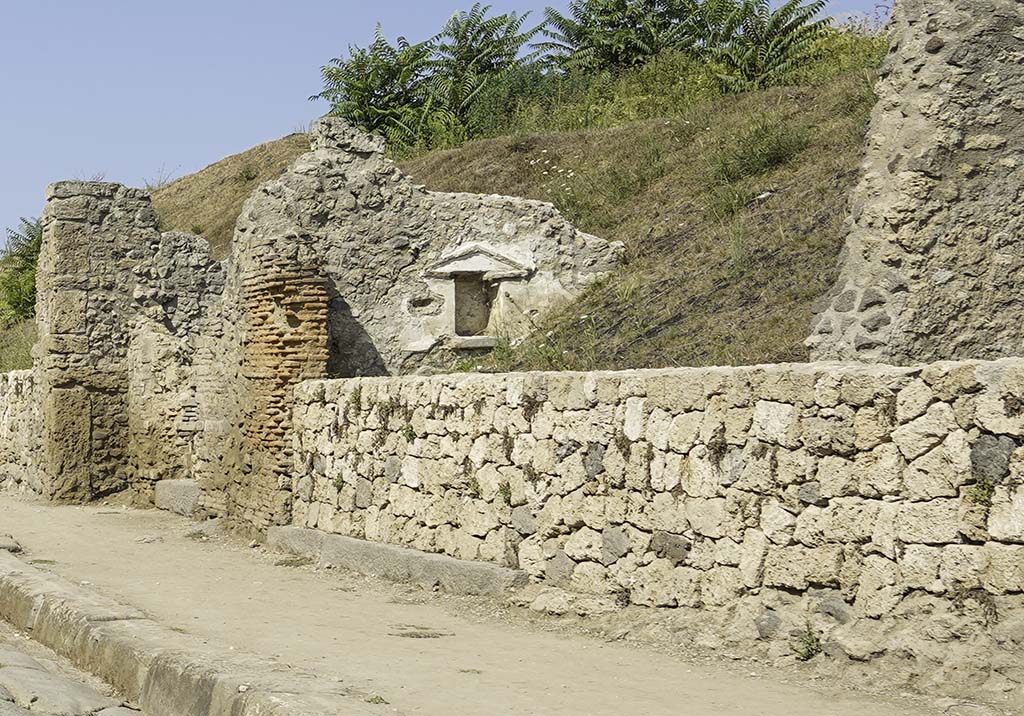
0;0;884;240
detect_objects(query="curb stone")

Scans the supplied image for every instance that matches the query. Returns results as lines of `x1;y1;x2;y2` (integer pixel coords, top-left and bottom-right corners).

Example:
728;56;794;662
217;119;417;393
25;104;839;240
267;526;528;596
0;552;377;716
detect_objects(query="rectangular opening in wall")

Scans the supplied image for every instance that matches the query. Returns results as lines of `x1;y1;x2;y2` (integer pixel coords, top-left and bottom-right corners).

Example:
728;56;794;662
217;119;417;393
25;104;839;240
454;274;493;337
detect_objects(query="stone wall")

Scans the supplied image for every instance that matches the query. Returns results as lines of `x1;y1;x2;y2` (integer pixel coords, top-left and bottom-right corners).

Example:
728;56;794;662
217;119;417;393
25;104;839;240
809;0;1024;363
0;371;39;495
292;360;1024;694
15;120;618;524
33;182;225;503
212;118;621;528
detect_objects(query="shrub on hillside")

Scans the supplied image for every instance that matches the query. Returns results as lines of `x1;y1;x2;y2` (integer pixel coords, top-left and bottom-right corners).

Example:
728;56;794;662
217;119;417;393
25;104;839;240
314;0;872;154
0;218;42;328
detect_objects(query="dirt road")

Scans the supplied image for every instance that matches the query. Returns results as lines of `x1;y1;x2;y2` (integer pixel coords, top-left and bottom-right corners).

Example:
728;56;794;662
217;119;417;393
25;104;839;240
0;497;980;716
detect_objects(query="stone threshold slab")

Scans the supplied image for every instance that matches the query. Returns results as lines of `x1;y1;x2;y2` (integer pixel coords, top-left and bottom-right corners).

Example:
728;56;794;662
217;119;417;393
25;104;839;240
0;551;377;716
266;526;528;596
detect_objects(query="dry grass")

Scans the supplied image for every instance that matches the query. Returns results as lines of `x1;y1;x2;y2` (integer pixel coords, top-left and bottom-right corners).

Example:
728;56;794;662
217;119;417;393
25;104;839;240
150;133;310;259
401;72;878;371
142;69;876;372
0;320;35;372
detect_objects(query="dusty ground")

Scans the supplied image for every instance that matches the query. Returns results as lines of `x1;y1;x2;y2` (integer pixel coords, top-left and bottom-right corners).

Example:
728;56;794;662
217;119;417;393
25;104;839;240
0;495;1001;716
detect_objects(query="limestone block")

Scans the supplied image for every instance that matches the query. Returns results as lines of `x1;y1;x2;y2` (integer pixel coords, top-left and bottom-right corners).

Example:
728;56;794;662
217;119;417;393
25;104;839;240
891;402;957;460
459;501;501;537
760;501;796;545
570;561;610;595
679;446;720;498
702;567;744;606
564;527;603;562
854;443;903;497
751;401;800;448
739;529;768;587
899;545;942;592
630;559;702;608
855;555;902;618
988;485;1024;543
940;545;987;591
763;545;843;590
623;397;646;441
48;289;88;334
902;430;971;500
667;412;703;453
895;499;960;544
154;479;201;517
854;404;894;450
983;543;1024;594
684;498;729;539
817;456;857;498
896;379;933;423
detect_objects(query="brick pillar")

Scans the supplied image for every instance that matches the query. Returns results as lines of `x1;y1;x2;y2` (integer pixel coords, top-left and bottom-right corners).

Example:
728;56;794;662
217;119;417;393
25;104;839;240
237;261;329;527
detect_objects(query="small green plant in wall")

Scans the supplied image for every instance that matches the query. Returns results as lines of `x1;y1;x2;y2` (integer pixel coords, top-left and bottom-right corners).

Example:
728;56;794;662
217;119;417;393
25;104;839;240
792;621;822;661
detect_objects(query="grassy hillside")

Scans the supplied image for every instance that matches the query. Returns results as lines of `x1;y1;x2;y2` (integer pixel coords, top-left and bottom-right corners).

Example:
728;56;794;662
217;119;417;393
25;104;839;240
1;70;876;375
0;320;35;372
404;73;876;370
151;133;310;259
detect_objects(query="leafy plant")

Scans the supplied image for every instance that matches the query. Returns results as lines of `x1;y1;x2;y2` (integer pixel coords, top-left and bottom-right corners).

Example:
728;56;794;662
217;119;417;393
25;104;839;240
428;3;543;136
713;0;831;91
313;26;434;146
792;620;822;661
0;217;43;327
538;0;695;71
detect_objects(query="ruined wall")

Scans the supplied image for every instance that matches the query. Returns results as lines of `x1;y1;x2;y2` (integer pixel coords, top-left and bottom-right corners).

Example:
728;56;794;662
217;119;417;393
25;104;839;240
213;119;621;528
33;182;224;502
127;231;225;500
293;360;1024;694
0;371;39;494
809;0;1024;363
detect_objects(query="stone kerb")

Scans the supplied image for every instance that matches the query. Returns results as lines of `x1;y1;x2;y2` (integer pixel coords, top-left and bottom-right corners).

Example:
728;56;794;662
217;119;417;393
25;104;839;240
291;359;1024;692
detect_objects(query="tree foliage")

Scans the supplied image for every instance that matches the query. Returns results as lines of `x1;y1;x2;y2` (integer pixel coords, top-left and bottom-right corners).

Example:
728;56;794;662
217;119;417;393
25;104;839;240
712;0;831;90
314;0;838;151
0;217;42;327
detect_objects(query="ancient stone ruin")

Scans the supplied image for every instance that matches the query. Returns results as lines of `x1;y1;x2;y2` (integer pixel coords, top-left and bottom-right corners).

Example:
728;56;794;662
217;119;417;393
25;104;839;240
2;0;1024;707
808;0;1024;363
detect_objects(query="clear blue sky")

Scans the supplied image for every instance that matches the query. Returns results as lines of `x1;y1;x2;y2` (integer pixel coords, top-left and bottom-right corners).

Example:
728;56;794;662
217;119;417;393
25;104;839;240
0;0;882;239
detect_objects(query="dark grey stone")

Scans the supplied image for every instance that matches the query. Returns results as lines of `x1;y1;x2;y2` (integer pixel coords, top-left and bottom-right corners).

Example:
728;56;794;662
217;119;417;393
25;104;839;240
755;609;781;639
971;434;1017;484
833;290;858;313
925;35;945;53
858;288;887;311
584;443;606;478
817;592;851;624
797;482;827;507
545;550;576;587
600;526;630;566
650;531;690;566
861;310;892;333
510;506;537;536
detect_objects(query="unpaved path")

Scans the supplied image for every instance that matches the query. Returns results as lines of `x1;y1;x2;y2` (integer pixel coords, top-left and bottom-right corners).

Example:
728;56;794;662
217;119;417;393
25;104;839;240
0;497;963;716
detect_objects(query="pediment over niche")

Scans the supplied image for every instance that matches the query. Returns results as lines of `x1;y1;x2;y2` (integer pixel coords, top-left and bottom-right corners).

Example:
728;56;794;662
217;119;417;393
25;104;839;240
424;242;535;281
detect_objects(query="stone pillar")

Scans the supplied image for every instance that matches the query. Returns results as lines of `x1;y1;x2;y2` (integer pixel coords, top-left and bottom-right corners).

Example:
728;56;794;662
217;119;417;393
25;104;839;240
34;182;160;500
808;0;1024;364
